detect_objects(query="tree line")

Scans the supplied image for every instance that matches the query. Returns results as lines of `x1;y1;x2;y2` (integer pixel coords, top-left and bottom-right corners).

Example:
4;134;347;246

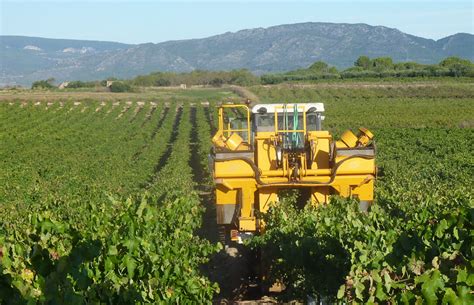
260;56;474;84
31;56;473;90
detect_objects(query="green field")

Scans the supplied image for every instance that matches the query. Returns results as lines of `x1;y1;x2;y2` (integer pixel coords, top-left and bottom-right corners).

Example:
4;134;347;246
0;81;473;303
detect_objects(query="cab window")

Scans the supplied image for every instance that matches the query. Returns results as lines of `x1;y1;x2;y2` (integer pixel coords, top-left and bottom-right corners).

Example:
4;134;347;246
255;114;275;132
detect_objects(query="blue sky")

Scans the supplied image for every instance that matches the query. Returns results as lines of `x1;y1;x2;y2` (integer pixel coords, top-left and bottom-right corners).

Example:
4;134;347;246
1;1;473;44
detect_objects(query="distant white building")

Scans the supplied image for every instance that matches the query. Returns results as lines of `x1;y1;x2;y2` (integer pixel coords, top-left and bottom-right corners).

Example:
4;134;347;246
58;81;69;89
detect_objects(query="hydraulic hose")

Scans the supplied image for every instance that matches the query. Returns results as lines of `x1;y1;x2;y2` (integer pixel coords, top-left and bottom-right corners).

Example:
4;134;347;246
292;104;299;148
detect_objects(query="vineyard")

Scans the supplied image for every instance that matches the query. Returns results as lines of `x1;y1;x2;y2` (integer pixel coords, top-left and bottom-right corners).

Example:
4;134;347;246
0;99;225;303
0;81;473;304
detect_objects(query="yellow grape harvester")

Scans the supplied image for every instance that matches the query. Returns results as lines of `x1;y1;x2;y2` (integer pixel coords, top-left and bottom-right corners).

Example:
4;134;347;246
210;103;375;244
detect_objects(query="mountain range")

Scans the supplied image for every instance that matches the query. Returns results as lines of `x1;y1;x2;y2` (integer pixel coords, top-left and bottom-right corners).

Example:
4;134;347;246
1;22;473;86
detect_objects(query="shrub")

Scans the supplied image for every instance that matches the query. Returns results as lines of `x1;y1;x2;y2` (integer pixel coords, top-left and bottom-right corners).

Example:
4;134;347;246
66;81;97;89
109;82;132;93
31;79;55;89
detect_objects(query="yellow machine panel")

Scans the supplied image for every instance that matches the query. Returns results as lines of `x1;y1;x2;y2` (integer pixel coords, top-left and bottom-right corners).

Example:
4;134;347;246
210;103;376;244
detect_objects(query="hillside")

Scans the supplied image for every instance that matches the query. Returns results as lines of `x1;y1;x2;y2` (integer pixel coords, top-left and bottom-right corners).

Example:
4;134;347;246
1;22;473;86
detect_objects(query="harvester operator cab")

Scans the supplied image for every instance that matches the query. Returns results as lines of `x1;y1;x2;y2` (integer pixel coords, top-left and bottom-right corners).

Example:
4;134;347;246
212;103;325;152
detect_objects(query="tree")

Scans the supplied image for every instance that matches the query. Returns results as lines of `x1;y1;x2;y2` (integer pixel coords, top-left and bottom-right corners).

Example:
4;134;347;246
229;69;259;86
154;78;171;87
31;78;55;89
309;61;329;72
439;57;473;77
210;77;224;87
354;56;371;69
328;67;339;74
67;81;87;88
372;57;394;71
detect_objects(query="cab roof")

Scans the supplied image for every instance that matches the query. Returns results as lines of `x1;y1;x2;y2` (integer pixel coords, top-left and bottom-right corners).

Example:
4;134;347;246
251;103;325;114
